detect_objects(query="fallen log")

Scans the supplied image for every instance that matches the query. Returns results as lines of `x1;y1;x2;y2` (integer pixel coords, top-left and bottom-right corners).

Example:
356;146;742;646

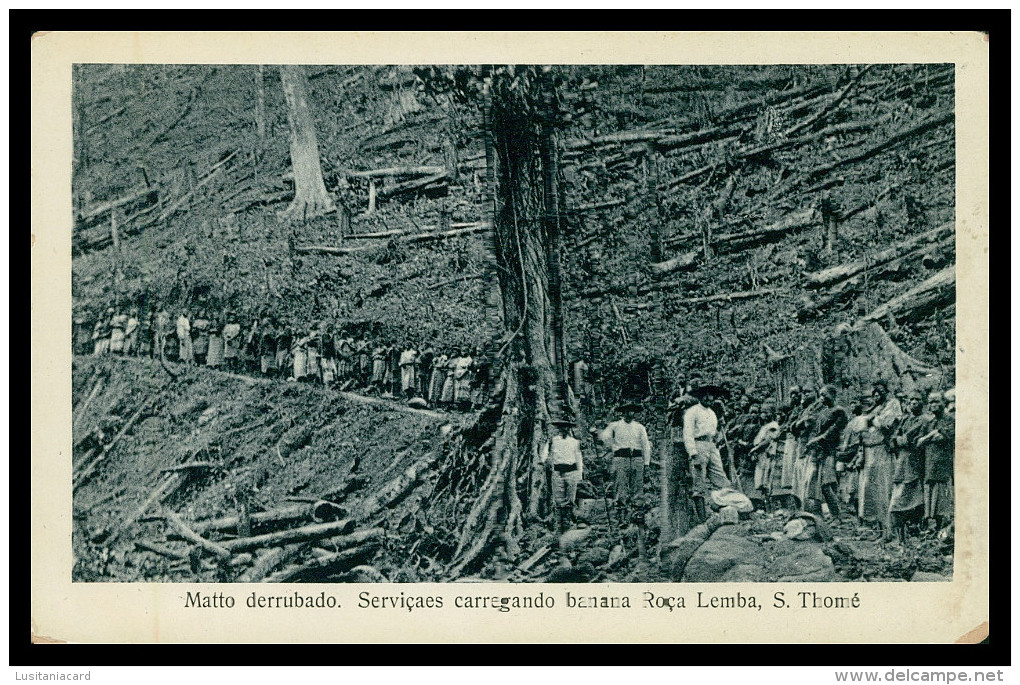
804;222;954;288
164;510;232;561
236;543;305;582
648;250;699;277
77;186;157;223
189;503;317;536
346;165;445;179
665;120;876;190
105;449;201;545
653;124;742;153
157;150;238;222
160;461;221;473
265;540;382;583
784;65;873;138
654;208;818;273
855;267;955;327
294;244;372;256
797;279;860;322
85;105;127;135
670;288;779;306
135;540;189;561
806;109;954;180
296;224;492;255
72;378;104;426
357;453;441;520
74;403;149;490
714;207;819;248
569;198;626;213
346;221;486;240
565;130;669;151
377;172;448;200
220;518;358;552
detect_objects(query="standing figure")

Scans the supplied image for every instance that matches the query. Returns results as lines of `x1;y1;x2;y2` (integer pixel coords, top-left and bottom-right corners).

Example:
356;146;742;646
417;345;435;401
919;393;954;531
370;342;388;392
683;386;731;520
775;386;802;508
439;351;459;407
888;391;931;541
156;307;173;360
177;310;193;364
109;309;128;354
804;385;849;519
542;419;585;532
355;338;371;388
191;310;210;366
750;402;782;511
93;308;113;355
276;325;293;378
291;328;309;381
320;324;338;387
124;308;140;356
206;314;224;369
570;357;591;410
259;319;278;377
452;348;474;410
791;386;822;507
399;342;418;399
597;402;652;515
243;316;262;374
819;188;841;254
304;324;322;384
429;350;448;405
385;342;401;397
336;334;355;387
470;346;492;409
839;394;872;512
857;381;902;541
222;311;242;372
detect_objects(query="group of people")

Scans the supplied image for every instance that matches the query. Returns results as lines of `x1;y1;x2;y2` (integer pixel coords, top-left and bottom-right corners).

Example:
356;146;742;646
718;380;955;543
80;304;495;412
542;379;954;545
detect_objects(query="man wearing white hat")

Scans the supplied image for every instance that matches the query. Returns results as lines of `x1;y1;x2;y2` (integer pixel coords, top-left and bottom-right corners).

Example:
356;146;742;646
542;419;584;532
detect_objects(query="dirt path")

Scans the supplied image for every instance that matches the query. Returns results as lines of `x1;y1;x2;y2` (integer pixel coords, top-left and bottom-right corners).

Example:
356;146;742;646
85;354;459;421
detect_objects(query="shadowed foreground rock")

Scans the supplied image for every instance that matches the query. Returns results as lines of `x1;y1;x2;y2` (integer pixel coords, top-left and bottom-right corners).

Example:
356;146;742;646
682;526;766;582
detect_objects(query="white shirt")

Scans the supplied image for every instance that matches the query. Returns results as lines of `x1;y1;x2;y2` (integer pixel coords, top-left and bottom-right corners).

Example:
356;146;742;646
683;403;718;456
541;435;583;477
399;349;417;366
599;420;651;465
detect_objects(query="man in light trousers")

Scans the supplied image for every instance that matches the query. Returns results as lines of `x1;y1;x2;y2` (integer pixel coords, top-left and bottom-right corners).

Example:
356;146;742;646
597;402;652;515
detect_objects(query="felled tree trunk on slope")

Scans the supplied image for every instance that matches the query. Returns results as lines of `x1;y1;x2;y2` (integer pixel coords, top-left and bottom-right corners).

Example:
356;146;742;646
278;65;336;222
447;69;566;575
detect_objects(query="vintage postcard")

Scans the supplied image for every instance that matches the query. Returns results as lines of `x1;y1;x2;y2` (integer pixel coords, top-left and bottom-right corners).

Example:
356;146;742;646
31;31;989;644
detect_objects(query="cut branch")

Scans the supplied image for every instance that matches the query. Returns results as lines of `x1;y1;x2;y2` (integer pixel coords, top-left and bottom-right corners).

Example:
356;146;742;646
189;503;319;536
377;172;448;200
346;166;445;179
221;518;358;552
855;267;955;327
164;510;231;560
804;222;954;288
74;403;149;490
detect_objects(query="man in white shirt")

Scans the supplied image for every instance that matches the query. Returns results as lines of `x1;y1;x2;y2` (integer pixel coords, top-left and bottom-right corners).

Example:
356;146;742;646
542;419;584;531
597;402;651;512
399;343;418;399
683;386;731;517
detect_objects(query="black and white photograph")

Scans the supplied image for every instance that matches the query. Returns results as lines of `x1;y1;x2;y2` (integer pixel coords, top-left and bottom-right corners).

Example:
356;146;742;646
68;59;959;585
29;30;991;648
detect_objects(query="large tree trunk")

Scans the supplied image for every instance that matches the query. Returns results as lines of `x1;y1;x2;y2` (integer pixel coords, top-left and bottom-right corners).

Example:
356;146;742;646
447;68;566;573
278;65;336;222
